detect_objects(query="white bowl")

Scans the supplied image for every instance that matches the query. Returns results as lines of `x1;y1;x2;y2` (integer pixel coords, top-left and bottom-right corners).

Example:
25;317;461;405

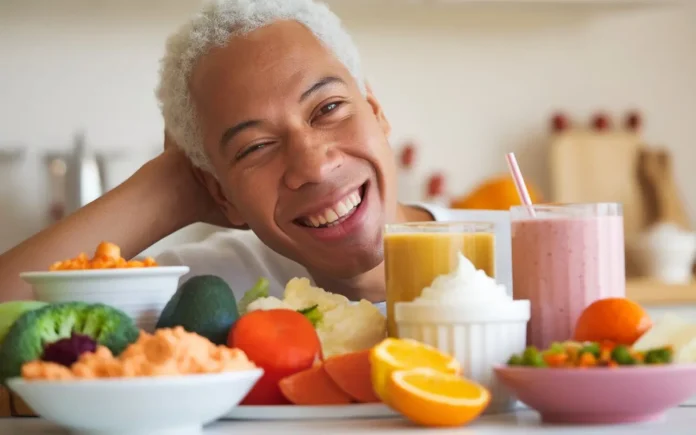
7;369;263;435
395;300;530;414
20;267;189;332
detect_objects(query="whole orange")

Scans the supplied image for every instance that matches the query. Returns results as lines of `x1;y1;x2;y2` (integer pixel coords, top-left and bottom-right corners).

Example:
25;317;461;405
573;298;652;345
450;175;543;211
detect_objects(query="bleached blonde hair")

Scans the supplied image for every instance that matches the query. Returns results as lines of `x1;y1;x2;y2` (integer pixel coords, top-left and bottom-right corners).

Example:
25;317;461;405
156;0;366;172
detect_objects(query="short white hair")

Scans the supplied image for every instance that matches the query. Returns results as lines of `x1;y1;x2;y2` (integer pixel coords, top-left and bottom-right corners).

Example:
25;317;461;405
156;0;366;171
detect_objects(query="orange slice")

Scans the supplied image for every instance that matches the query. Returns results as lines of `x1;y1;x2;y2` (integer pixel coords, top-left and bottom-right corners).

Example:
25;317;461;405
388;368;490;427
370;338;461;404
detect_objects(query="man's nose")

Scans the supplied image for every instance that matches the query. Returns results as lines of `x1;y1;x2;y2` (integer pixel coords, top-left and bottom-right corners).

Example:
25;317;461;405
282;133;343;190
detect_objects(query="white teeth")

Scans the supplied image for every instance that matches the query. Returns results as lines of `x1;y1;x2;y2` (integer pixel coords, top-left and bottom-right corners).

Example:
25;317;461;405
303;189;363;228
334;201;349;217
324;209;339;223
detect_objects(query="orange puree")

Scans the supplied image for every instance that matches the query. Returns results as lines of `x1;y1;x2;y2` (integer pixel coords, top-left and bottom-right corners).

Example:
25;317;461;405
21;327;256;380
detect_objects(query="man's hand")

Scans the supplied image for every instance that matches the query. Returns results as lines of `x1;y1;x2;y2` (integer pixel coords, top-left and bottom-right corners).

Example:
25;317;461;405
162;131;232;228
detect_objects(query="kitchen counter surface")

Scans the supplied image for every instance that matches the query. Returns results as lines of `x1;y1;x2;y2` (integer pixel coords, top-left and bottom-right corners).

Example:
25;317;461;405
2;406;695;434
627;278;696;306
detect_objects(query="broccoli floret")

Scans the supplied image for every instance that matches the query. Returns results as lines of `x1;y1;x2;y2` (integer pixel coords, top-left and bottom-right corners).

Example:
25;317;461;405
297;304;323;327
0;302;139;383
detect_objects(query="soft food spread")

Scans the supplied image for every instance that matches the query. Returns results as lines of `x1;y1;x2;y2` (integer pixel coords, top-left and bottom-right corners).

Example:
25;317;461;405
21;327;256;380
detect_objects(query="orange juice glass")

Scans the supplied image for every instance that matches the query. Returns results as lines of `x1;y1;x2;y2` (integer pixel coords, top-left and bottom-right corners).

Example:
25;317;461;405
384;221;496;337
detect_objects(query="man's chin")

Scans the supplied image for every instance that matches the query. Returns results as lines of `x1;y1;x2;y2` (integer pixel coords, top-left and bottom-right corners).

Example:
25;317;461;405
306;246;384;281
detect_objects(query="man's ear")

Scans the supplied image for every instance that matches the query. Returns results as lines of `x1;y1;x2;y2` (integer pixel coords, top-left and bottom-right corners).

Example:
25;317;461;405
364;81;391;137
194;168;248;228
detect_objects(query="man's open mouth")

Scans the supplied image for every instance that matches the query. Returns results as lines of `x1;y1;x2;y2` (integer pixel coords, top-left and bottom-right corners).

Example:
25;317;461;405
295;183;368;229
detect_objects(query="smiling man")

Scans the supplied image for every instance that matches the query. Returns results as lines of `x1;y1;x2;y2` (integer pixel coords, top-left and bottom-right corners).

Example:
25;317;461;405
0;0;489;303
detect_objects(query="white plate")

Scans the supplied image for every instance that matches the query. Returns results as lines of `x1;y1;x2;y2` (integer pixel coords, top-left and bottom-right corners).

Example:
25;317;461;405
8;369;263;435
224;403;398;420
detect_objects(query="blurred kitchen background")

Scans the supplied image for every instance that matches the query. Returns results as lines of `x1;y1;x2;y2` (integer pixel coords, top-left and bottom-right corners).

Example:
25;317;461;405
1;0;696;294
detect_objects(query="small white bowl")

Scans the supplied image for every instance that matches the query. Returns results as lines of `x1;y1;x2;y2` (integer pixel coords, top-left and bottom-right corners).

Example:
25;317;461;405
7;369;263;435
20;267;189;332
395;300;530;414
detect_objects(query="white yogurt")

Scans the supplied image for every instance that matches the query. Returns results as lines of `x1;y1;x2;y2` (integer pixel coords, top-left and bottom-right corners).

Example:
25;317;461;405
395;253;530;414
415;252;511;306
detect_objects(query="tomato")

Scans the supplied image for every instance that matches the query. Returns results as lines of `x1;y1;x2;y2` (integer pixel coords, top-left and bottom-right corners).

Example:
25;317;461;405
228;309;322;405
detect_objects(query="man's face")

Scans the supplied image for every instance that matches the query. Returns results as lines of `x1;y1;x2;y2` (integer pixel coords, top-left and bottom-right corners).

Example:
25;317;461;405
189;21;396;279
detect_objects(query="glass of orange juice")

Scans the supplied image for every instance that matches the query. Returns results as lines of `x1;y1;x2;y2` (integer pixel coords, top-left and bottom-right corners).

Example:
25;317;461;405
384;221;496;337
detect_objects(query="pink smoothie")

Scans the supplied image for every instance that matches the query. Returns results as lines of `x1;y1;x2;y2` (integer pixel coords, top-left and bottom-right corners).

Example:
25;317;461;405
511;214;625;349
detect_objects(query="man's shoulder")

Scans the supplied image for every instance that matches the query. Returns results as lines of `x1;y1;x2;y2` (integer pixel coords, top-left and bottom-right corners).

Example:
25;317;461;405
155;230;309;298
411;203;510;223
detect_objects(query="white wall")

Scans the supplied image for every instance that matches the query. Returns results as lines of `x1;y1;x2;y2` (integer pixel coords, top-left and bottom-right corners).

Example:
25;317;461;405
1;0;695;255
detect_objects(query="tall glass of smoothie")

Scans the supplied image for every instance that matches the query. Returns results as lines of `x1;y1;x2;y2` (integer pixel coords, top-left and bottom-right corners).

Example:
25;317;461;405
510;203;625;349
384;222;496;337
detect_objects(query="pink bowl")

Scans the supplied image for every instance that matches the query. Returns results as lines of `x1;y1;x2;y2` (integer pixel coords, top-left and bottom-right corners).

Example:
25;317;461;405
494;364;696;424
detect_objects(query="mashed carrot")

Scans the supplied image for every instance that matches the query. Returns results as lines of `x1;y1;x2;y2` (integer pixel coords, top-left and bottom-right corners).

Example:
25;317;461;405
21;327;257;380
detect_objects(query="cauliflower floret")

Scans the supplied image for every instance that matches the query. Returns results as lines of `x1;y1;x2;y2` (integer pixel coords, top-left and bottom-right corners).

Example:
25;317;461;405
243;277;387;357
246;296;293;312
283;278;350;312
317;300;387;358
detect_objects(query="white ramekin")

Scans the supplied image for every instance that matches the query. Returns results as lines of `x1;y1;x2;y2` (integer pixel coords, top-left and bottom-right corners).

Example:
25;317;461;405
395;299;530;414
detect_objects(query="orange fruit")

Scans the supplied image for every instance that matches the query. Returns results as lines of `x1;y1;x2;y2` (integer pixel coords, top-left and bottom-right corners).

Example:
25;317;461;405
450;175;543;211
370;338;460;404
573;298;652;345
387;368;490;427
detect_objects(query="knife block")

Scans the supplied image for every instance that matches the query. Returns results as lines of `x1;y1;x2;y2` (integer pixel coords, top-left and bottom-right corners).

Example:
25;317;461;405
549;122;694;278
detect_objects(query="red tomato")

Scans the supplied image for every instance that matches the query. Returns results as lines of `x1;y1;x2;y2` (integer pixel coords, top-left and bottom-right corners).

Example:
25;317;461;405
228;309;322;405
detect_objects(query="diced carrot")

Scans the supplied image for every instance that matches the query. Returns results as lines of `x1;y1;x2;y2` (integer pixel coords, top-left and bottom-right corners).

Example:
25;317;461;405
323;350;380;403
599;342;614;362
578;353;597;368
543;352;568;368
278;364;353;405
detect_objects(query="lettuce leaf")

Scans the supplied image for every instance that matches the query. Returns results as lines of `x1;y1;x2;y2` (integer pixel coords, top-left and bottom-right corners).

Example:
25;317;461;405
238;277;270;315
297;304;322;327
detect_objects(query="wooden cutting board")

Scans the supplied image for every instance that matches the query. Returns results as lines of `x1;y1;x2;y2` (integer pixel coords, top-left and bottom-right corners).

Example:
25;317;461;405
0;386;35;417
549;129;646;242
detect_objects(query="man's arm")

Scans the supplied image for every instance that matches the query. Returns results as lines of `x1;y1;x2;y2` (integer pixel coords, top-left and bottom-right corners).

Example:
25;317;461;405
0;149;206;301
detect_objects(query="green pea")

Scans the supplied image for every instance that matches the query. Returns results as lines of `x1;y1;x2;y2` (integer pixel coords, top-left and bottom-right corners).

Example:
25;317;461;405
522;346;547;367
579;342;601;358
644;347;674;364
611;345;637;365
548;342;566;354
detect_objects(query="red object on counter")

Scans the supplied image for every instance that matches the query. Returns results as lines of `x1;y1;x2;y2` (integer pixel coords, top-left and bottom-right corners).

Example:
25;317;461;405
592;113;612;131
399;143;416;168
625;111;642;132
427;173;445;197
551;113;570;132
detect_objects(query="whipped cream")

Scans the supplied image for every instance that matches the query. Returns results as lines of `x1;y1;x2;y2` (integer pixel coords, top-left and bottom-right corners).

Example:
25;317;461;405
413;252;511;305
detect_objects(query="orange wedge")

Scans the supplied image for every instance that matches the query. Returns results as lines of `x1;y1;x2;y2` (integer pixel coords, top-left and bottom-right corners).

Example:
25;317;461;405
388;368;490;427
370;338;461;404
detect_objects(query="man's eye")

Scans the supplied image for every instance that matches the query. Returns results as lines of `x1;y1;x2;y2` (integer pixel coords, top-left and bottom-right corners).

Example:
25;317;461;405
318;101;343;115
236;142;270;160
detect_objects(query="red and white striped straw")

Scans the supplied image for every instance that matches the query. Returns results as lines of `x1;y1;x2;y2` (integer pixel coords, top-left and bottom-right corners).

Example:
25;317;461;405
505;152;536;217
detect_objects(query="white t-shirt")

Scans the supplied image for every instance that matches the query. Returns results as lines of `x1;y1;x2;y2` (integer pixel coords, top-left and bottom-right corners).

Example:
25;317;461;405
155;204;512;303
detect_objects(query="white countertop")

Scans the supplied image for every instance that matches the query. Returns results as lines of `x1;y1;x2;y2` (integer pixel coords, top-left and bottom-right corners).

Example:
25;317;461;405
2;406;695;434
